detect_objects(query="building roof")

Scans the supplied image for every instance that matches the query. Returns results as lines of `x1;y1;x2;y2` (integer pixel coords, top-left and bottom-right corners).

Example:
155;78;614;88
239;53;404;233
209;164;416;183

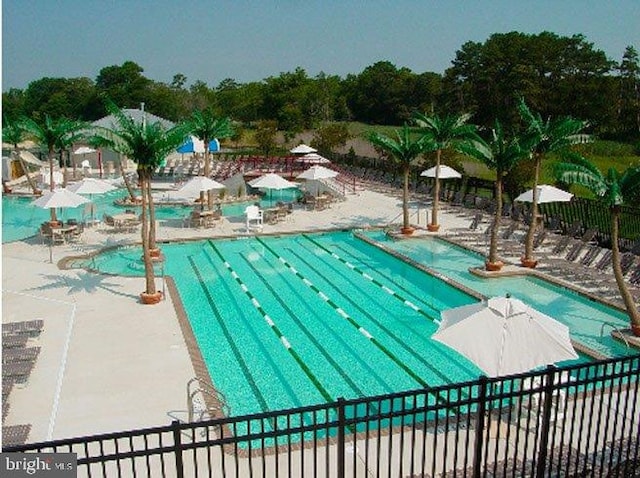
92;109;175;129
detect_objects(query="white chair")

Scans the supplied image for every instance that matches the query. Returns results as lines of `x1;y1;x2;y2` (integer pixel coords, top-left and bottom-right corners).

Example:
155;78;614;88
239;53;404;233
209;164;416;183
245;205;263;232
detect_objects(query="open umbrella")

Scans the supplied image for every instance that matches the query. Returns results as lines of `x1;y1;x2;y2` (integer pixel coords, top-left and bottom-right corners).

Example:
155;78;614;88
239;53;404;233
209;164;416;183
249;173;298;190
73;146;96;155
296;165;339;181
515;184;574;204
177;176;225;195
249;173;298;201
296;152;331;164
177;136;205;154
31;188;90;209
67;178;117;195
433;295;578;377
290;144;317;154
420;165;462;179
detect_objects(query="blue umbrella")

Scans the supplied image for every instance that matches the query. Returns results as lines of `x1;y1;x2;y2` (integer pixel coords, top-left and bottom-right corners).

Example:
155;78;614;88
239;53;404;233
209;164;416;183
177;137;220;154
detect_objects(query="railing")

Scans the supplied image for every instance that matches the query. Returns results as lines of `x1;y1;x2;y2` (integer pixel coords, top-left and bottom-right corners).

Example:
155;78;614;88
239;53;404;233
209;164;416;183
4;354;639;477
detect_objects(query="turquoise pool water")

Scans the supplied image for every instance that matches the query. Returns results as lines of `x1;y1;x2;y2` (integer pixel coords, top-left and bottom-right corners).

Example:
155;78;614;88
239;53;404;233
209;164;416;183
363;230;633;359
73;230;631;422
1;187;301;243
80;231;492;416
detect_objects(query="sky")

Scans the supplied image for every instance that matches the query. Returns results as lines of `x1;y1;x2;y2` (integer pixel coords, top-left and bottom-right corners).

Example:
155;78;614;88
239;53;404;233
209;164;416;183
2;0;639;91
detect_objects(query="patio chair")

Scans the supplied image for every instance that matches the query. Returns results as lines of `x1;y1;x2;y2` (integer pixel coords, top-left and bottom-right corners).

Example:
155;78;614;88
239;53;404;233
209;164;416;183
245;205;263;232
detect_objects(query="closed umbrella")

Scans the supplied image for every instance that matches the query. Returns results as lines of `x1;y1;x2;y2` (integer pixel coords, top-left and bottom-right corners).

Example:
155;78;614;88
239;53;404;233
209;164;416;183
515;185;573;204
420;165;462;179
433;295;578;377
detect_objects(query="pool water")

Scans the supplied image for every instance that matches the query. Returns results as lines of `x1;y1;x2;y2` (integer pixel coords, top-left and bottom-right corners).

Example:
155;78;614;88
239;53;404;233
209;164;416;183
1;187;301;243
363;230;634;359
82;231;485;418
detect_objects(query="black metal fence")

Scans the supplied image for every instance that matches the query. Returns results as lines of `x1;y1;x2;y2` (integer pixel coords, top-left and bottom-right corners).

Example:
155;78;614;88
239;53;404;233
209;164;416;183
4;354;639;477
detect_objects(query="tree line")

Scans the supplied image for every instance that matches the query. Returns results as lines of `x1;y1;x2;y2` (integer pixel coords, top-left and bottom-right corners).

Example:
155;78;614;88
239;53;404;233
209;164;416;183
3;31;639;141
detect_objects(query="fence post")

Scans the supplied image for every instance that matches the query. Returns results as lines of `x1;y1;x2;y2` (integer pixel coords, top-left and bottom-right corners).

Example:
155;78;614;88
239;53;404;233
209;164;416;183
171;420;185;478
535;366;556;478
472;376;488;478
337;397;346;478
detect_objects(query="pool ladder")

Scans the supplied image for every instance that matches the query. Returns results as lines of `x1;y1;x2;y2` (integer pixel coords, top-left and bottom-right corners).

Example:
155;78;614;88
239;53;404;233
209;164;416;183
186;377;230;423
600;322;630;348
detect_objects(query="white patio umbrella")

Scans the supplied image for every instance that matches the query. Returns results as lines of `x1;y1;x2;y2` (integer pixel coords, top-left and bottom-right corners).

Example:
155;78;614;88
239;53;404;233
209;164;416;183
249;173;298;190
433;295;578;377
67;177;117;195
515;184;574;204
290;144;317;154
249;173;299;201
31;188;90;209
73;146;97;155
420;165;462;179
177;176;225;194
296;152;331;164
296;165;339;181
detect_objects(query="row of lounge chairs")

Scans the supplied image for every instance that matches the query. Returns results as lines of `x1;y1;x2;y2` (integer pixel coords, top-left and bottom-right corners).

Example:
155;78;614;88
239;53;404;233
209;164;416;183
2;319;43;446
450;209;640;292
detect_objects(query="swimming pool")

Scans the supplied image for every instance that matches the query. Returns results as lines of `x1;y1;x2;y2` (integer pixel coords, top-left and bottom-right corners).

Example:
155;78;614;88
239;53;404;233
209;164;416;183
80;231;488;417
73;229;636;422
1;187;301;243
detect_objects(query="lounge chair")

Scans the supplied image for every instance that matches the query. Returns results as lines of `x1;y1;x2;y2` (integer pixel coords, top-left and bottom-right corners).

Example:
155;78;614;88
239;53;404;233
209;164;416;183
594;250;613;271
2;319;44;337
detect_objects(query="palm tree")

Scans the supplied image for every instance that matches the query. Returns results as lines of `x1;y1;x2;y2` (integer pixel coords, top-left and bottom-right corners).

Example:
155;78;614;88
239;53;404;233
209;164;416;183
92;101;189;304
20;115;88;223
517;98;589;267
368;125;426;234
555;153;640;335
2;119;39;194
187;110;233;209
413;112;481;231
458;121;529;270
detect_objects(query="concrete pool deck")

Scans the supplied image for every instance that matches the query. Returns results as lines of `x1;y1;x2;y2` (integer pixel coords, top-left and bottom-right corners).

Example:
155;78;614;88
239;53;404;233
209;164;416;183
1;183;634;448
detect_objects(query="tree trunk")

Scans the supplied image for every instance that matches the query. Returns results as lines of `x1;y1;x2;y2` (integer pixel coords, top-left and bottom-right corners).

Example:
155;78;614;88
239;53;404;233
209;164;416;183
204;143;213;210
523;154;541;262
118;156;136;201
48;149;57;223
14;150;38;194
148;169;158;251
140;171;156;295
610;208;640;331
488;176;503;265
62;151;69;188
430;149;442;227
402;164;410;229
